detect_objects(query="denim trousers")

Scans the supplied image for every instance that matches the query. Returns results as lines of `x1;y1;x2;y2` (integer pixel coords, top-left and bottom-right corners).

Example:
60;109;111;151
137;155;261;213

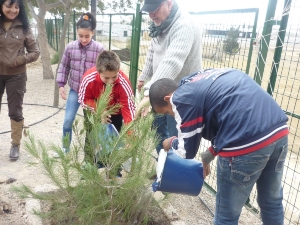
153;114;177;154
214;135;288;225
62;89;80;151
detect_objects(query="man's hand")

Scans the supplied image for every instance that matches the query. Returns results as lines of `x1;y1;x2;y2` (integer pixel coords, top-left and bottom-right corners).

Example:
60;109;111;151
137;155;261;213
59;87;67;100
137;81;144;92
135;96;150;119
163;136;176;151
201;159;211;179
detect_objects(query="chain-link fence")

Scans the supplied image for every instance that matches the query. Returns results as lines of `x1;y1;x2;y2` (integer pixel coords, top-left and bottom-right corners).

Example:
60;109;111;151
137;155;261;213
195;1;299;224
45;1;299;223
138;2;300;223
45;12;134;77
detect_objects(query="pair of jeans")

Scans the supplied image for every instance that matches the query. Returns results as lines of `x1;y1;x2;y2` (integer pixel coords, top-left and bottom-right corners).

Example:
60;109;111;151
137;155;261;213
214;135;288;225
62;89;80;151
153;114;177;155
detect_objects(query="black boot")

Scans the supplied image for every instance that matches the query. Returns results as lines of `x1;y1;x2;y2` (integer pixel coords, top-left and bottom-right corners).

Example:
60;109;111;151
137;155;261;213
9;145;20;160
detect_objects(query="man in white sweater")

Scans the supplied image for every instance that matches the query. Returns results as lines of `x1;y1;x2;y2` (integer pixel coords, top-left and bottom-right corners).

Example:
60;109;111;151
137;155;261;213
137;0;202;154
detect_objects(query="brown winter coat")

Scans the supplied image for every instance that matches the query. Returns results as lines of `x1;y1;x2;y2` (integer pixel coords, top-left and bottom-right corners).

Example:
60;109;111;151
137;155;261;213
0;18;40;75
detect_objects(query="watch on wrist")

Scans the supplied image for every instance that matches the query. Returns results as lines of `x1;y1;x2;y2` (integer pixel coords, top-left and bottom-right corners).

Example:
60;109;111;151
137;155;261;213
144;89;149;97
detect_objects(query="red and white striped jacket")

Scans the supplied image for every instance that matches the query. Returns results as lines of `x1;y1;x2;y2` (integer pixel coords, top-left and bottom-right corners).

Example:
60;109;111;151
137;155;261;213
78;67;136;124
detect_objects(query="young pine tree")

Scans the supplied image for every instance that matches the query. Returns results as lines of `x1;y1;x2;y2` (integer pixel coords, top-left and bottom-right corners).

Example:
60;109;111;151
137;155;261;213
13;85;160;225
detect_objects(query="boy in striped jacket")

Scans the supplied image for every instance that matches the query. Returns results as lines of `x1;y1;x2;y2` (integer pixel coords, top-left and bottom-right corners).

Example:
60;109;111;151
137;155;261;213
78;50;136;165
149;68;288;225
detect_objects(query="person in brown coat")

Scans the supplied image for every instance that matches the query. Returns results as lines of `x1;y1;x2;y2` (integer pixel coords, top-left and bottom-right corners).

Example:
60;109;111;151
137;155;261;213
0;0;40;160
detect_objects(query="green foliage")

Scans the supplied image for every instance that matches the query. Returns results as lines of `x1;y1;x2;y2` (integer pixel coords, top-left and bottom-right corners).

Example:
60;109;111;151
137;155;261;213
13;85;160;224
26;0;90;15
223;27;240;55
106;0;144;12
50;51;59;64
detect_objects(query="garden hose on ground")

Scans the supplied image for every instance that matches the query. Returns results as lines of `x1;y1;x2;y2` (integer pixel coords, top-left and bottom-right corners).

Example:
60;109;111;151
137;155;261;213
0;103;68;135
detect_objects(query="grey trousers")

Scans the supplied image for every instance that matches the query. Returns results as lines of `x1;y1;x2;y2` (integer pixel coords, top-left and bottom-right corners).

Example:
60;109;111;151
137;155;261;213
0;73;27;122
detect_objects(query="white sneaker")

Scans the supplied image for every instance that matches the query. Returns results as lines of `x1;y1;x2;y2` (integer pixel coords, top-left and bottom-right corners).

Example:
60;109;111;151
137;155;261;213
52;148;67;158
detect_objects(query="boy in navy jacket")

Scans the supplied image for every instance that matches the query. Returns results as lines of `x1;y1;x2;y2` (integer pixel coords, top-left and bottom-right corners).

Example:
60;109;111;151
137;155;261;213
149;68;288;225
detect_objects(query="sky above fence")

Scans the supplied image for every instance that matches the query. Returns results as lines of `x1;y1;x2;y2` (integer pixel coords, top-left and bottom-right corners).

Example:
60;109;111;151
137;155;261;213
176;0;287;27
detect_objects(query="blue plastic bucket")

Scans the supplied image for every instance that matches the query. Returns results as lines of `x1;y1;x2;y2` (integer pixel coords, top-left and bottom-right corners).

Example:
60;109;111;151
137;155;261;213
96;124;122;159
152;150;204;196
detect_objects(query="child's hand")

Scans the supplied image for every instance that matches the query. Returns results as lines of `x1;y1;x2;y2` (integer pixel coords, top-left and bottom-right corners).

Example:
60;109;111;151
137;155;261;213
201;159;211;179
101;114;112;124
162;136;176;151
101;111;111;124
59;87;67;100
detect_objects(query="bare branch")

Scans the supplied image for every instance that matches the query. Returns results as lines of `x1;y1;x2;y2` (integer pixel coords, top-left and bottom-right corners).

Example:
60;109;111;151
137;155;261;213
26;2;39;21
59;0;66;7
46;1;64;10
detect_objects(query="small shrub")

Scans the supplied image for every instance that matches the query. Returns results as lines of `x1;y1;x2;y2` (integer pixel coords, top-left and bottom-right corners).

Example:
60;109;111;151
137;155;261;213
223;27;240;55
51;51;59;65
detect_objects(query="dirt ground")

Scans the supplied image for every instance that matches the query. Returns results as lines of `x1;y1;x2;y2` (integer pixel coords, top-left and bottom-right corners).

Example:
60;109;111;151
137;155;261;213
0;55;262;224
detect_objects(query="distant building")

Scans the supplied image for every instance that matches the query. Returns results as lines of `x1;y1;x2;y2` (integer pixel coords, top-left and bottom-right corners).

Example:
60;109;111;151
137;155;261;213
96;22;132;38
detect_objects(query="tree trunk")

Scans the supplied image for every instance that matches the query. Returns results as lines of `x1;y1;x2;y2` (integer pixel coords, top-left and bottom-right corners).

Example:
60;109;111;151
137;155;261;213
27;1;55;80
36;16;54;80
53;5;72;107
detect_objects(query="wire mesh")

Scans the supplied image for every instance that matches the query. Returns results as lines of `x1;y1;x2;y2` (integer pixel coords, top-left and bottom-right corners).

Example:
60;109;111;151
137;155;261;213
44;3;300;223
192;9;258;74
259;1;300;224
95;13;134;75
45;12;134;76
222;1;299;224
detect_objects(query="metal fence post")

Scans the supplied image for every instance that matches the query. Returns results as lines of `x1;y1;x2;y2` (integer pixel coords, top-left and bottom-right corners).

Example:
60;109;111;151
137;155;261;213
109;15;112;50
253;0;278;85
267;0;292;95
91;0;97;40
129;4;142;96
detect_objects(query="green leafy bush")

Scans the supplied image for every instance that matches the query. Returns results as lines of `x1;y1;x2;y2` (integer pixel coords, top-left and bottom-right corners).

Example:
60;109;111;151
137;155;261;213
51;51;59;65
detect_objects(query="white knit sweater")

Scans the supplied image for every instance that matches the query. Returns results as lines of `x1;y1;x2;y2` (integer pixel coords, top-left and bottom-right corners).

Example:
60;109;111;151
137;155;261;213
139;9;202;90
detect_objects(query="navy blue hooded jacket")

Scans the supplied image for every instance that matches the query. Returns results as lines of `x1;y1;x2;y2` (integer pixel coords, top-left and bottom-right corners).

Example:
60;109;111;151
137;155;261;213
170;68;289;159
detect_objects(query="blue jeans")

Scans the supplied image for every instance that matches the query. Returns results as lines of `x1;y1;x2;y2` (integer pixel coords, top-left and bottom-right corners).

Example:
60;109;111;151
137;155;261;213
62;89;80;151
153;114;177;154
214;136;288;225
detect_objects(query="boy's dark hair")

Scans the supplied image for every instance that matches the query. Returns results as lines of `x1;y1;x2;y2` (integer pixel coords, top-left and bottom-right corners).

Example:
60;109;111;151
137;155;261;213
149;78;178;108
96;50;120;73
0;0;30;32
76;12;96;31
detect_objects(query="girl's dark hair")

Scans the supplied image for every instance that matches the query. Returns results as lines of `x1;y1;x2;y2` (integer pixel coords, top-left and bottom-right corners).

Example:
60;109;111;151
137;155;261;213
76;12;96;31
0;0;30;32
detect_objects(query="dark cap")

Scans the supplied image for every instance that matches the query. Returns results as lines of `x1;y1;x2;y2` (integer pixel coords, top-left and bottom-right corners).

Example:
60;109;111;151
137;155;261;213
140;0;165;13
